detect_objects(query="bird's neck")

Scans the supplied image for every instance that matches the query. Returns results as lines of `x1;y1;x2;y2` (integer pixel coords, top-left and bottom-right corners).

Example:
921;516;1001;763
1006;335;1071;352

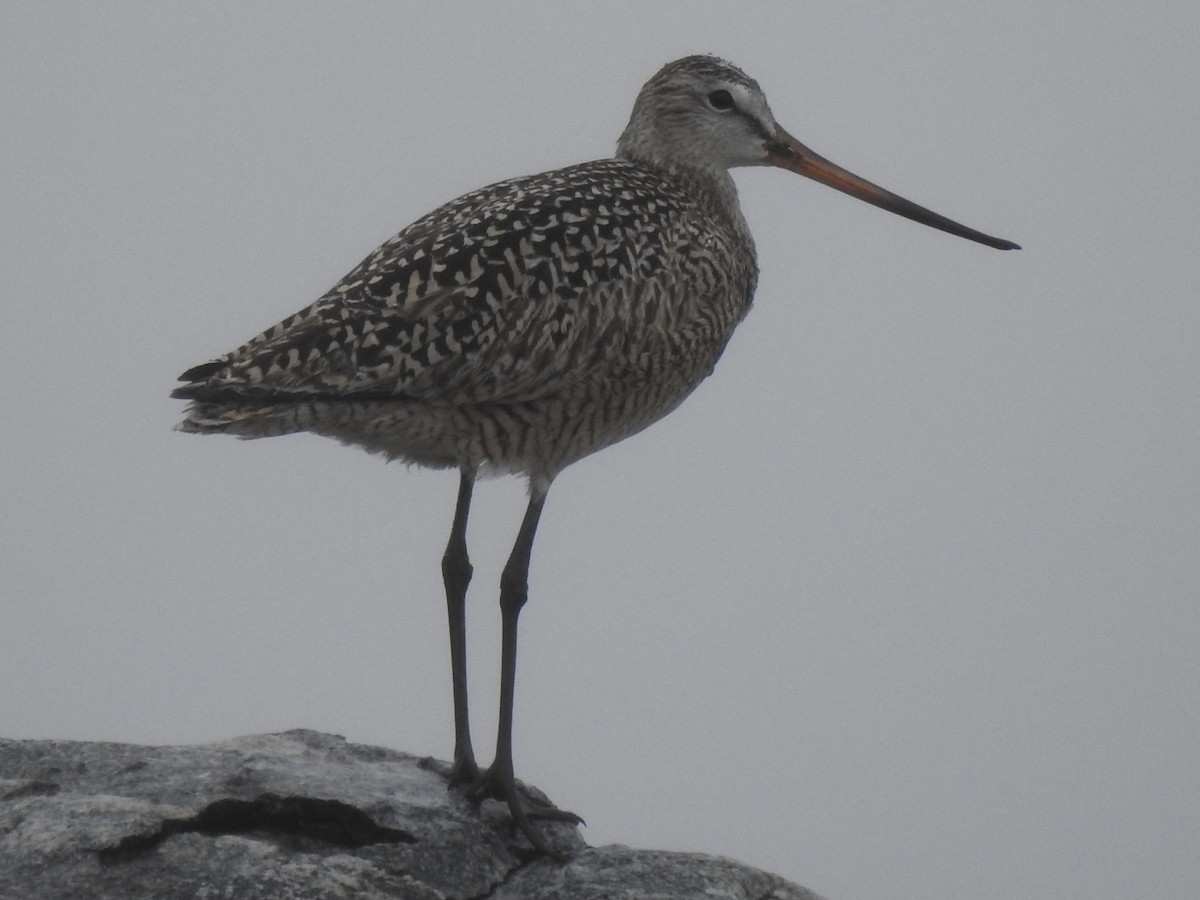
627;155;750;235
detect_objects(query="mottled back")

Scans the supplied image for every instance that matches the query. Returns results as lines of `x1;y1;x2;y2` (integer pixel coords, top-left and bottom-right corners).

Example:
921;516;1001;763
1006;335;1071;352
176;56;774;476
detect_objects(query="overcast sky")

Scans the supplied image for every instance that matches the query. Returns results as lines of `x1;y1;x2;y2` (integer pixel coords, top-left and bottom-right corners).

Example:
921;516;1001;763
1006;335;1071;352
3;3;1198;899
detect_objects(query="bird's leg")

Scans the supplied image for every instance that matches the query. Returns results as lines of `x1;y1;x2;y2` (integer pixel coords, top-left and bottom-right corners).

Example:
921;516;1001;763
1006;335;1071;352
441;467;479;786
467;480;582;855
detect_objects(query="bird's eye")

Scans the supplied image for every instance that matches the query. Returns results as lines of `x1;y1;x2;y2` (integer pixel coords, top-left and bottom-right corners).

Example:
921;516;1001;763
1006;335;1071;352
707;89;735;111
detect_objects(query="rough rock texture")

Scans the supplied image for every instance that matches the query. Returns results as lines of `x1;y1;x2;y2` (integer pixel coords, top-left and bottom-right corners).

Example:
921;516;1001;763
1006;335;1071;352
0;730;821;899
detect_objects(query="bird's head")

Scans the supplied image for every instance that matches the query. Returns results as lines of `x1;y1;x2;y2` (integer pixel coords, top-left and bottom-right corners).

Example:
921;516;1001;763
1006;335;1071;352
618;55;1019;250
617;55;779;171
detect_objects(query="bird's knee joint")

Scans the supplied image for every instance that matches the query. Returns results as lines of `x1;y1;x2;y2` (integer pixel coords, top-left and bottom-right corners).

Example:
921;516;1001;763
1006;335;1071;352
498;574;528;613
442;534;474;587
442;551;473;583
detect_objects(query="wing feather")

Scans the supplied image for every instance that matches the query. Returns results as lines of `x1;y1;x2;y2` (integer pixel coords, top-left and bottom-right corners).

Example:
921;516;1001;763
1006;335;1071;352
175;160;739;406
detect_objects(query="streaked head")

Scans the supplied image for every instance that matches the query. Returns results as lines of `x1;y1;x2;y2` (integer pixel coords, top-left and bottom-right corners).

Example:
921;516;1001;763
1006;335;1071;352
618;55;1019;250
617;55;779;170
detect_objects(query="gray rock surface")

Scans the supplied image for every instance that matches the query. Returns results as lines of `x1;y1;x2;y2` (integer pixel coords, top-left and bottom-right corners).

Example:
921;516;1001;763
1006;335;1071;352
0;729;821;899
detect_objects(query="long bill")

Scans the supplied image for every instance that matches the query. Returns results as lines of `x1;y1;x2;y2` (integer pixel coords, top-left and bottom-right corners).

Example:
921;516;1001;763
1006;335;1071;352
766;126;1020;251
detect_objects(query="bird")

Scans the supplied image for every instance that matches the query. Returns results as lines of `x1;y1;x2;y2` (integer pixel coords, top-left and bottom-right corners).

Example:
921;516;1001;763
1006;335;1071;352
174;55;1018;854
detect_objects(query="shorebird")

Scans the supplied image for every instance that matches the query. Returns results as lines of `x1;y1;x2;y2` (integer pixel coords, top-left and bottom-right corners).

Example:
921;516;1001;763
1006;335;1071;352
174;55;1018;853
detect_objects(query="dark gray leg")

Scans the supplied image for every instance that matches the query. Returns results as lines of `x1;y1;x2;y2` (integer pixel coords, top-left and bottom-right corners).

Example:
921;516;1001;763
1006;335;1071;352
468;480;580;855
442;468;478;785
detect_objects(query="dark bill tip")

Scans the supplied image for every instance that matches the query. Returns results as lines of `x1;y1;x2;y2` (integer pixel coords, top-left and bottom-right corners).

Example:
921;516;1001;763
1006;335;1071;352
767;129;1020;251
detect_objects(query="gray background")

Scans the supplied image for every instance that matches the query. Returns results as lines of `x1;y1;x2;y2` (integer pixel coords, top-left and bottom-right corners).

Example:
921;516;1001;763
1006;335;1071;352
3;3;1197;899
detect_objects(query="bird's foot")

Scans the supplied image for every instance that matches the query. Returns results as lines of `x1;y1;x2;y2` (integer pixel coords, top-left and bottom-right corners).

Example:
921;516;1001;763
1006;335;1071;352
447;750;483;788
418;752;481;788
465;760;583;857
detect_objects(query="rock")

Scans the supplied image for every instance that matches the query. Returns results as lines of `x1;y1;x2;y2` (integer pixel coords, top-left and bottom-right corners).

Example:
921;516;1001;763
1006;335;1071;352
0;729;821;899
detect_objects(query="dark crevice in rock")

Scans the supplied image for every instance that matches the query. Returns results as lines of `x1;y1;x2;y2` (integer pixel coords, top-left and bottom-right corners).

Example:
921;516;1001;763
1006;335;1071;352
97;793;415;865
464;850;547;900
2;779;60;801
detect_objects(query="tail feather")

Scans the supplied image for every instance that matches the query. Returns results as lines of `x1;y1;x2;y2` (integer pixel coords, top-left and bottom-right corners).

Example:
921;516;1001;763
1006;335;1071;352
175;402;304;438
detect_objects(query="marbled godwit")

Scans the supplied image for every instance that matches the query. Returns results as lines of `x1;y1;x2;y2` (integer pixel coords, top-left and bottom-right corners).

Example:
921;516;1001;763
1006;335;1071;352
175;55;1018;853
